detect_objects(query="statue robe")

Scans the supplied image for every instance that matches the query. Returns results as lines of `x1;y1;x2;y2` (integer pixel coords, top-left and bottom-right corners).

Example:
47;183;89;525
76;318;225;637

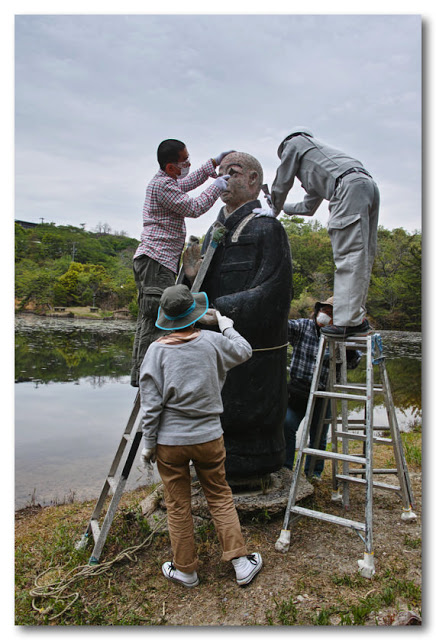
200;199;293;479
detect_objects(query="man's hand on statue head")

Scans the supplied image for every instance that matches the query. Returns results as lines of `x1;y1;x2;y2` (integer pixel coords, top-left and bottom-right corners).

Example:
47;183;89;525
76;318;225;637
214;150;236;166
213;175;230;191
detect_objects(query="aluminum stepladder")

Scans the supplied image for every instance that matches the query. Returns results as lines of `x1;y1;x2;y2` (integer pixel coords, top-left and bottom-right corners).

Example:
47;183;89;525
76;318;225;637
275;332;417;578
77;221;228;564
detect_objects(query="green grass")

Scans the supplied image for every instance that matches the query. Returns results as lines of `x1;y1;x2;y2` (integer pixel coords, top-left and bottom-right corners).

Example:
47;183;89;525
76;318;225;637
15;442;421;627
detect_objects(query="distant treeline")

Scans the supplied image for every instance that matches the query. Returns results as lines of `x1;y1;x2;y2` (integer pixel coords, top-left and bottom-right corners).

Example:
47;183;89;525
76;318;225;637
15;219;421;331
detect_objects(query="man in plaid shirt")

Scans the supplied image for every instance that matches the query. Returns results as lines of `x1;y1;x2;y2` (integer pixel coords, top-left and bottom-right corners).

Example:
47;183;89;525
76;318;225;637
130;139;233;386
285;297;361;478
285;298;333;478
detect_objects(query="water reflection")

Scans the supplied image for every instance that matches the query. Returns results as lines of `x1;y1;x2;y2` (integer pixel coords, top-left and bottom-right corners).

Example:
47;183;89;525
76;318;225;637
15;315;135;385
15;318;421;510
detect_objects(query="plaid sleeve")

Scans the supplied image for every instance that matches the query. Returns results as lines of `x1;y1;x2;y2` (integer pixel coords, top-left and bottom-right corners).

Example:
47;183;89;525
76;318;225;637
158;179;221;219
178;159;218;193
287;319;303;345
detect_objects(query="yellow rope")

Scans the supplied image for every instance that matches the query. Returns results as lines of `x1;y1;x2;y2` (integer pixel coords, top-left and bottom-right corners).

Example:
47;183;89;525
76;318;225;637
30;516;167;621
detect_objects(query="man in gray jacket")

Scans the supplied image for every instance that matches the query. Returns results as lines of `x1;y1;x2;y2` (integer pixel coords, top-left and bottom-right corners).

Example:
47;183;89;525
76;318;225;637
271;128;380;338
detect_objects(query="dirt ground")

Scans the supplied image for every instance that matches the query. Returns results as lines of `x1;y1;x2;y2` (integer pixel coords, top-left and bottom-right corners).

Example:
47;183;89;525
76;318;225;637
15;467;422;627
139;472;422;626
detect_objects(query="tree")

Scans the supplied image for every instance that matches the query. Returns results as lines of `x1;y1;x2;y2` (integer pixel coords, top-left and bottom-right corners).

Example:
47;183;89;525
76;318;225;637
368;227;421;330
282;217;334;299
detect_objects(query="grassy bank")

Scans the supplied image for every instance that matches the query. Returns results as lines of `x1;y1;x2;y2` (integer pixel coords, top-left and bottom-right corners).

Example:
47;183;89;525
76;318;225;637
15;427;422;627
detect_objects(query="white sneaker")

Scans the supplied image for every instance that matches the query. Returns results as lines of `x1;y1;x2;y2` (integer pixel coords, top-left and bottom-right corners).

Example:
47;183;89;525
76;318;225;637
161;561;199;588
232;553;263;586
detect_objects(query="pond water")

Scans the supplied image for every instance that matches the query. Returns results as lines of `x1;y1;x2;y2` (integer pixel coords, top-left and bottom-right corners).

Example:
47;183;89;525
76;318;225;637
14;315;422;510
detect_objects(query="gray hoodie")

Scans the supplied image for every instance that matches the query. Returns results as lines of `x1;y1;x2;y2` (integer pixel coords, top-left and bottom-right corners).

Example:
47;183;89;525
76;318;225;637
139;328;252;448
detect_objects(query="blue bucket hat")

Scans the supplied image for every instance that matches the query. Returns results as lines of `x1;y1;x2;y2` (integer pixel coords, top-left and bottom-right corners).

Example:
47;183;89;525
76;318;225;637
155;284;209;331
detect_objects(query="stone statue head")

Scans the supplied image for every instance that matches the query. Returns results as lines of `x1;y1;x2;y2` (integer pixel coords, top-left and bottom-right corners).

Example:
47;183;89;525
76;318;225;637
218;152;263;215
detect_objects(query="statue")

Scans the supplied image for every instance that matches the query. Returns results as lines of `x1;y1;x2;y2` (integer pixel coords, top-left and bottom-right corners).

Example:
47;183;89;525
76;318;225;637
194;152;293;484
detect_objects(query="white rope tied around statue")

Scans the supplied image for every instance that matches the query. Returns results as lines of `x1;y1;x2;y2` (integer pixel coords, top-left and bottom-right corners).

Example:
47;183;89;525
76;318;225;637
30;515;167;621
252;342;289;352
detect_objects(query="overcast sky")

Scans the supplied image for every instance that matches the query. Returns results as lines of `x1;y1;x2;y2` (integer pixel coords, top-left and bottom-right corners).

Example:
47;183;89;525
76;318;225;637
14;11;422;241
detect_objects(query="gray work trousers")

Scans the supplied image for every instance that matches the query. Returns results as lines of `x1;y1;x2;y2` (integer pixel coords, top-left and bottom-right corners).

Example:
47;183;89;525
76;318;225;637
130;255;175;387
327;174;380;326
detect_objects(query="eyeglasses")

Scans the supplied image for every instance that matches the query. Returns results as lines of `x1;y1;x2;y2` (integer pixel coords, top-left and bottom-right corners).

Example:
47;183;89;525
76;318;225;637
175;157;191;169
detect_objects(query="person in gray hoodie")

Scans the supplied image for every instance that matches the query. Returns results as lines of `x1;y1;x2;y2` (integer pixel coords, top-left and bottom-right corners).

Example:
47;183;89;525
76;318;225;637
139;284;263;588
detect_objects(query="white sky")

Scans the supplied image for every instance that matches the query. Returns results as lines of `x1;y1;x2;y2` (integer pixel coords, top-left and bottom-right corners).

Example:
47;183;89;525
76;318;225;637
12;7;423;241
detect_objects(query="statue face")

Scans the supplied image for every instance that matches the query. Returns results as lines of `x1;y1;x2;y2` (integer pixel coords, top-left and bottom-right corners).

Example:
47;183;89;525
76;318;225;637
218;152;262;214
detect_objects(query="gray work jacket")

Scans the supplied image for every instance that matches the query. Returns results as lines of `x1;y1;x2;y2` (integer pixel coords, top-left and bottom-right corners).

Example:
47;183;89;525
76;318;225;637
271;134;365;216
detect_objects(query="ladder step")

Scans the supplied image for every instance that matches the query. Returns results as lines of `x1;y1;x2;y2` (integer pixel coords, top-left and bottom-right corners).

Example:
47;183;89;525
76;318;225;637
335;423;391;431
334;430;392;444
90;519;101;540
290;506;366;531
107;477;116;491
303;447;367;464
348;468;397;475
314;391;367;401
334;384;384;394
336;474;402;492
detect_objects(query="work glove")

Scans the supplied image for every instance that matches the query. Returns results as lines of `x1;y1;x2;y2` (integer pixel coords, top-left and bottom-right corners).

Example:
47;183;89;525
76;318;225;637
214;150;235;165
140;446;156;468
213;175;230;191
253;207;277;218
216;310;234;333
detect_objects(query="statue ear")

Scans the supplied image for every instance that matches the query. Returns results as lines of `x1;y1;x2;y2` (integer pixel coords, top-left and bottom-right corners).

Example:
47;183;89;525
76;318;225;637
248;170;258;185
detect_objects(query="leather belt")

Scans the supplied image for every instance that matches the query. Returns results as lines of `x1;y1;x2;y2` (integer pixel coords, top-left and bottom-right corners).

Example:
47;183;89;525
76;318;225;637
335;167;372;190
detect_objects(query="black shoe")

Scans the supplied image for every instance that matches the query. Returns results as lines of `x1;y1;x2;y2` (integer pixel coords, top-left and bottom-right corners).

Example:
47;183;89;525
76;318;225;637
321;318;372;339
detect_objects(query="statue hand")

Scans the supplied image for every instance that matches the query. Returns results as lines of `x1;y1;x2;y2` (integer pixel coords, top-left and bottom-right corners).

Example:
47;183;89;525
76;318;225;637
183;242;202;281
200;309;218;325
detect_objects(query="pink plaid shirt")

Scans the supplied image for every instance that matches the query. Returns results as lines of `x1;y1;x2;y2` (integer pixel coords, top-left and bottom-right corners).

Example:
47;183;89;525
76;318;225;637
133;159;220;273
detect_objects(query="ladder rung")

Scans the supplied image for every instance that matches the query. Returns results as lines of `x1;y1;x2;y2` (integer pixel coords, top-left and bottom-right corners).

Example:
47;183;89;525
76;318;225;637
334;384;383;394
314;391;367;401
90;519;101;540
348;468;397;475
336;474;402;492
107;477;116;491
323;335;370;345
334;430;392;444
335;424;391;431
290;506;366;531
302;448;367;464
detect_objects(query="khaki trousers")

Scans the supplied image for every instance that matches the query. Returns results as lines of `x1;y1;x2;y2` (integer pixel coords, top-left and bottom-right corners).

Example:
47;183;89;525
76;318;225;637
156;436;247;573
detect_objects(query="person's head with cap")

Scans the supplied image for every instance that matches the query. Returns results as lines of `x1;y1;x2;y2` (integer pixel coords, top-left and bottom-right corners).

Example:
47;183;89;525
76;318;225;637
155;284;209;331
314;296;334;327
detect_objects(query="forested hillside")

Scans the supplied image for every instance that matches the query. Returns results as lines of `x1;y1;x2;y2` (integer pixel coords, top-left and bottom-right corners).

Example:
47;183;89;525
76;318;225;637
15;220;421;330
283;218;421;331
15;223;138;314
